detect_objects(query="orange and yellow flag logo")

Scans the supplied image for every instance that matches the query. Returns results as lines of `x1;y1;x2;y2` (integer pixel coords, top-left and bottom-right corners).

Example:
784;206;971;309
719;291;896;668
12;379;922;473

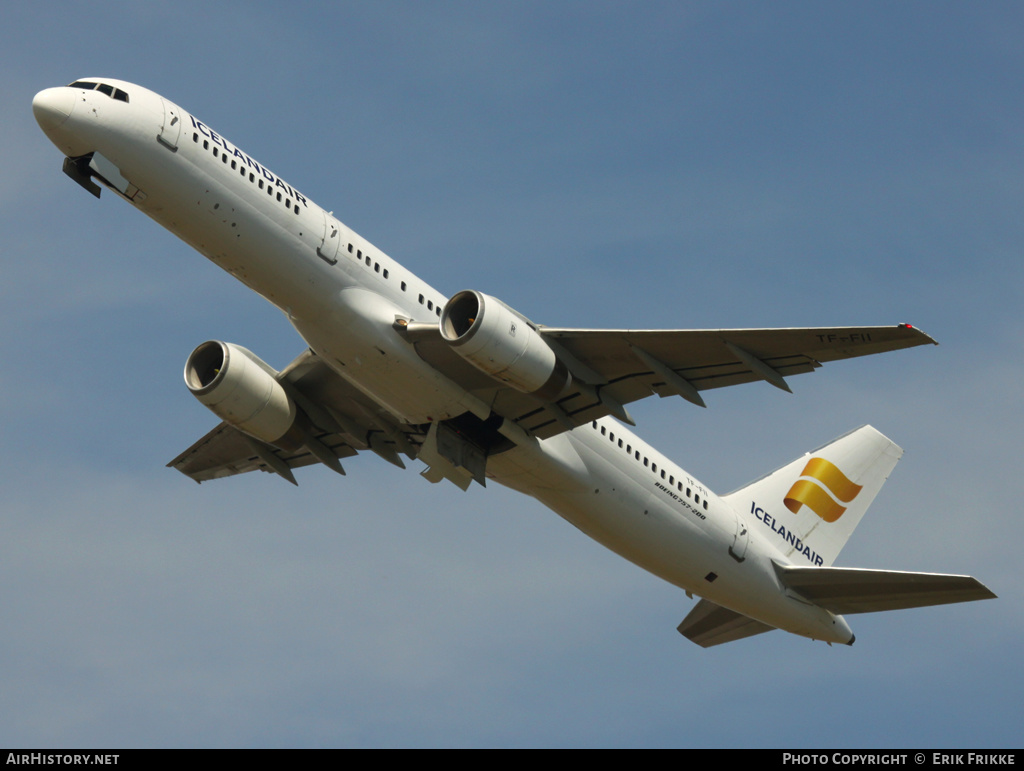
783;457;862;522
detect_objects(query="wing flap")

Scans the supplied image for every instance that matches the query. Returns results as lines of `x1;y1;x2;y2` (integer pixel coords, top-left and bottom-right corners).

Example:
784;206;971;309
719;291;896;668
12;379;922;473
677;598;776;647
774;564;997;614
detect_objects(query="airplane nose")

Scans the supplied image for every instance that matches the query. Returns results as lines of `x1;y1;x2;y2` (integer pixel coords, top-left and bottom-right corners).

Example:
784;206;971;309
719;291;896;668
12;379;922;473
33;87;76;133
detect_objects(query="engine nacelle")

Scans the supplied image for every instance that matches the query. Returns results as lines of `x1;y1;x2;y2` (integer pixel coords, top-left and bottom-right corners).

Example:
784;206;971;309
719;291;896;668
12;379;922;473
184;341;297;446
440;290;570;400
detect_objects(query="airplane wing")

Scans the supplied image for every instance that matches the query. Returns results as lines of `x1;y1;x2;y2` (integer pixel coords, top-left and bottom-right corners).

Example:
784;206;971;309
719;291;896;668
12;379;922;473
171;323;934;481
408;323;936;440
774;564;997;614
677;598;776;647
168;349;421;484
168;421;349;484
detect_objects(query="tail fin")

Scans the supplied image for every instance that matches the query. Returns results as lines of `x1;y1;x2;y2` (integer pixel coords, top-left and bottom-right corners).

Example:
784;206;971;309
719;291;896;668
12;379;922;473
721;425;902;567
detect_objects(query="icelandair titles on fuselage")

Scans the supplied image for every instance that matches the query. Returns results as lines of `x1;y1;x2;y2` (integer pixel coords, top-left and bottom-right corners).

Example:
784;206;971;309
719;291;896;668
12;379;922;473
190;116;308;208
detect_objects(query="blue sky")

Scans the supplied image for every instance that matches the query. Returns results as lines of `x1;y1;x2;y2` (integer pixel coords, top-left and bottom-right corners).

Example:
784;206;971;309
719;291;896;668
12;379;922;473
4;1;1022;748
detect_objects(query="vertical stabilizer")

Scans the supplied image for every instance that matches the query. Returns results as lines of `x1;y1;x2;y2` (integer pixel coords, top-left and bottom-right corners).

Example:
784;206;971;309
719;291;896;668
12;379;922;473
721;425;902;566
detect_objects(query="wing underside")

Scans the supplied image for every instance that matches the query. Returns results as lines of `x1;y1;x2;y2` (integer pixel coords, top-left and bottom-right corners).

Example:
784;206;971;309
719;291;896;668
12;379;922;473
168;349;422;484
409;323;936;440
170;323;935;481
167;421;357;483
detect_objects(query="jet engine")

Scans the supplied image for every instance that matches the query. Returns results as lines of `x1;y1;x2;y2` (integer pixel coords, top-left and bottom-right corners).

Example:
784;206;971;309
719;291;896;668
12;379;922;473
440;290;570;400
184;340;297;446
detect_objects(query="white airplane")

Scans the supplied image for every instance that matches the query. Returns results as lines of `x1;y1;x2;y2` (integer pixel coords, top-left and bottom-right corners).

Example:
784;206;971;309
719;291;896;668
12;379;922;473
33;78;995;647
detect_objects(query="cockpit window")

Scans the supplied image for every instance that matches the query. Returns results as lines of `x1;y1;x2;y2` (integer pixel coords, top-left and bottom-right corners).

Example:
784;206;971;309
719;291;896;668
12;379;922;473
67;80;129;103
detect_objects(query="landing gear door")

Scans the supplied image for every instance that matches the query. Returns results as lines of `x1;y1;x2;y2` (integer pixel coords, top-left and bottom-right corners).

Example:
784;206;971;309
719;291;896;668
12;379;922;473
157;98;182;151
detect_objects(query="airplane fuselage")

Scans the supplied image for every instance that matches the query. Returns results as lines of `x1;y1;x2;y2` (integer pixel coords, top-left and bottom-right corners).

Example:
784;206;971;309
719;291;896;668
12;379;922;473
34;79;859;645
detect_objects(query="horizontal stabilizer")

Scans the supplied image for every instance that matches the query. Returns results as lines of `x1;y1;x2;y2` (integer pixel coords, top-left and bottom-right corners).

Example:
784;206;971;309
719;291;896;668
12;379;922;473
774;564;997;614
677;599;776;647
